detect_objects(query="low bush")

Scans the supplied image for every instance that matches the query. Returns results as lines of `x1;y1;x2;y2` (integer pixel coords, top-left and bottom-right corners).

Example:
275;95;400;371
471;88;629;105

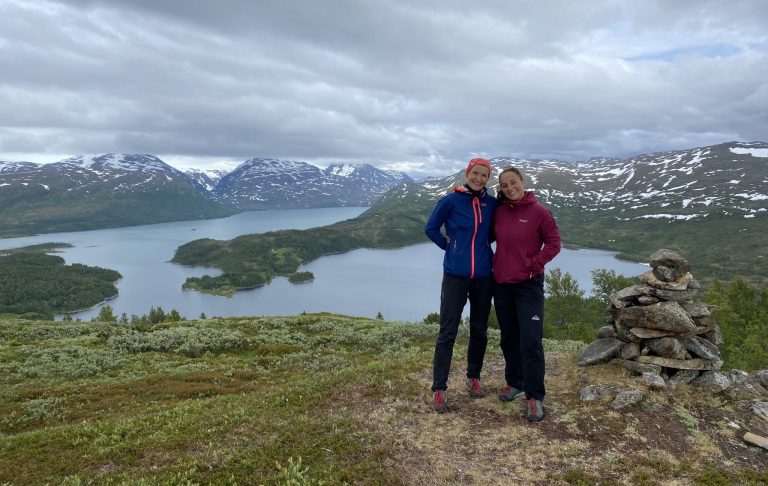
107;326;245;356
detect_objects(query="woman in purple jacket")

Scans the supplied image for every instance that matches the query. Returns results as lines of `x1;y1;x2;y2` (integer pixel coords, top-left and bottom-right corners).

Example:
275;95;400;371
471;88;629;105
424;158;496;413
493;167;561;422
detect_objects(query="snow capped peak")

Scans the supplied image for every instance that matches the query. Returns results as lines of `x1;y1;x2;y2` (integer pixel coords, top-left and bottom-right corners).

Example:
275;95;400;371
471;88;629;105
54;154;178;174
0;161;39;174
236;158;319;175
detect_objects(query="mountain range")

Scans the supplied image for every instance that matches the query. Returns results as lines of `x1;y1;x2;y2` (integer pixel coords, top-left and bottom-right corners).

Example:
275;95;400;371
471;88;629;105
0;155;412;237
211;158;412;209
0;154;237;236
373;140;768;280
2;141;767;281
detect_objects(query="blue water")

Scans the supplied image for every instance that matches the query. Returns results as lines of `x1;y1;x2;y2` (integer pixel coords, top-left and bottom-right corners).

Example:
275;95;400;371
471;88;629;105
0;208;648;322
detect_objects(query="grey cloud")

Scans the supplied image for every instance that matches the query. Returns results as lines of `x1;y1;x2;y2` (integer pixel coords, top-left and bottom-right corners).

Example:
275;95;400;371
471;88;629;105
1;0;767;175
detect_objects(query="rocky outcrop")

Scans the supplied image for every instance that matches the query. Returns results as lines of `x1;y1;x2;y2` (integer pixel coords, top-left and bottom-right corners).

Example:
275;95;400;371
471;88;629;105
580;249;727;388
577;249;768;409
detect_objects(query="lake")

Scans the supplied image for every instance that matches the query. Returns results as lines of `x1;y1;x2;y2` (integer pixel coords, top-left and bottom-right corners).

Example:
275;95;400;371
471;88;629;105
0;208;649;322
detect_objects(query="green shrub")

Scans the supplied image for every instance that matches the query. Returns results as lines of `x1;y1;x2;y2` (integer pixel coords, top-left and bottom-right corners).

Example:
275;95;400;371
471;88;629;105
13;345;126;379
107;326;245;356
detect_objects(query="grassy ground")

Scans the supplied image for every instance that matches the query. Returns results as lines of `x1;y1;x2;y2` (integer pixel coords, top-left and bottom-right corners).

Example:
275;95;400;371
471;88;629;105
1;315;766;485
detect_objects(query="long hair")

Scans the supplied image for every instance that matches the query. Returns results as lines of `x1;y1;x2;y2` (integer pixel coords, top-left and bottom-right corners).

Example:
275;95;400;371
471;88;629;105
496;167;525;202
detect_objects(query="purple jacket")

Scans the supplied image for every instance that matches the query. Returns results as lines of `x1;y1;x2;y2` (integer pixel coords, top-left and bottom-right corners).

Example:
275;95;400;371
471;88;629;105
493;191;561;283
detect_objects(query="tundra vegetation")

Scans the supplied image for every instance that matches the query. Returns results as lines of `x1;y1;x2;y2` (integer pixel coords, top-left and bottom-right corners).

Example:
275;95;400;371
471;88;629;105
1;311;766;484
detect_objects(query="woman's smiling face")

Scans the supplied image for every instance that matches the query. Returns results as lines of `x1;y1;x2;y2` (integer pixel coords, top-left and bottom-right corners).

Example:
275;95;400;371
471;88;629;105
466;165;490;191
499;170;525;200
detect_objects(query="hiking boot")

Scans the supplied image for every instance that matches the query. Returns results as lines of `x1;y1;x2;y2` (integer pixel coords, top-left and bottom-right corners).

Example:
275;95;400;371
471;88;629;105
498;385;523;402
526;398;545;422
466;378;486;398
433;390;448;413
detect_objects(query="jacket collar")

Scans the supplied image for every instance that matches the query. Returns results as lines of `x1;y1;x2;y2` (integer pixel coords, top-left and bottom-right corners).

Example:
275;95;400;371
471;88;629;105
453;185;487;198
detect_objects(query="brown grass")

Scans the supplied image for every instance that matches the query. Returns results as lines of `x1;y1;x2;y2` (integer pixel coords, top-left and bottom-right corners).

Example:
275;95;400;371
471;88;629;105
328;351;768;485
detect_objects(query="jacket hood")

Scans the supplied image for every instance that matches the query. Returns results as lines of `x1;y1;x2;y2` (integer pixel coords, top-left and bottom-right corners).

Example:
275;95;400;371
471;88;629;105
503;190;537;207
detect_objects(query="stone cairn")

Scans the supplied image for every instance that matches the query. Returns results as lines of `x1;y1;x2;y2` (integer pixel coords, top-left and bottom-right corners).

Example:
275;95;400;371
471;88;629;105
578;248;726;390
576;249;768;450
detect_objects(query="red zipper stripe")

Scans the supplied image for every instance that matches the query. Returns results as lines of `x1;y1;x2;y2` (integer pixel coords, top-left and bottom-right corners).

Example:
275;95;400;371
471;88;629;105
470;197;480;278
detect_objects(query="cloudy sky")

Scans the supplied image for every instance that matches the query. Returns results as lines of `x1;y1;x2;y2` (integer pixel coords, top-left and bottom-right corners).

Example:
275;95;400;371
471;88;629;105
1;0;766;177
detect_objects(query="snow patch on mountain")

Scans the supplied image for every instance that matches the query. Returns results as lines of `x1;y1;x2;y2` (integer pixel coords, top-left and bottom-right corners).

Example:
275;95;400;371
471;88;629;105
54;154;182;176
0;161;39;174
731;147;768;158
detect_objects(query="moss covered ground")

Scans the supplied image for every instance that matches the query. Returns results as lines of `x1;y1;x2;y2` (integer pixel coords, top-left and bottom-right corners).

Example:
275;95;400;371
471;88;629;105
0;315;766;485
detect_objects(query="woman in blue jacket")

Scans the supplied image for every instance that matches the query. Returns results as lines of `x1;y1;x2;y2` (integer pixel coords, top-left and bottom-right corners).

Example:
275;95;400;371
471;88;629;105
424;157;496;413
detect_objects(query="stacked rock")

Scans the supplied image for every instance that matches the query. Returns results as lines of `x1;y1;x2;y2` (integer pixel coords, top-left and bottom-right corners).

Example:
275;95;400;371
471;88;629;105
578;249;725;388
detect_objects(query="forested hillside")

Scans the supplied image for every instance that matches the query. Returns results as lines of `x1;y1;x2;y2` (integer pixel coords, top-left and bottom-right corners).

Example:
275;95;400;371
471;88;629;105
0;249;121;319
172;198;429;295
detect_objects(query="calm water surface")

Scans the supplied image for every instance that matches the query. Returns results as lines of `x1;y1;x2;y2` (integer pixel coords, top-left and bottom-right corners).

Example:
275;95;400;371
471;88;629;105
0;208;648;322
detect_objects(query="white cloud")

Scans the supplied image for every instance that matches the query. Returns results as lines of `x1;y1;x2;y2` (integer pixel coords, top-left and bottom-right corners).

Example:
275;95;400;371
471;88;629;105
0;0;766;176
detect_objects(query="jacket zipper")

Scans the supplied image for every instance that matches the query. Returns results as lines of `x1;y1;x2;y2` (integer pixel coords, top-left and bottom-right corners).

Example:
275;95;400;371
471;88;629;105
470;197;481;278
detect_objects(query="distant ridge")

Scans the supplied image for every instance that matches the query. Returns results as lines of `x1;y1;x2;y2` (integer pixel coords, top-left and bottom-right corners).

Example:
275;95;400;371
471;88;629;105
0;154;235;237
212;158;412;209
371;140;768;279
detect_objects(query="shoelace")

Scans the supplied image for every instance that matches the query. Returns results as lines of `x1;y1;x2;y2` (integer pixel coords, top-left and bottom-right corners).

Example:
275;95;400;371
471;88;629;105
435;391;444;406
470;378;482;393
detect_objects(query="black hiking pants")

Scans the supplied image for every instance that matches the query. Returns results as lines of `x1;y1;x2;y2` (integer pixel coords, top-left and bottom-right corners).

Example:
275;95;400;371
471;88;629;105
431;272;493;392
494;274;546;401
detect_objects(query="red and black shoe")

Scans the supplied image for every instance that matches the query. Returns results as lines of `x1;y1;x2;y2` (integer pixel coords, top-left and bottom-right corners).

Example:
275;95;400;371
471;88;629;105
527;398;545;422
498;386;523;402
466;378;486;398
433;390;448;413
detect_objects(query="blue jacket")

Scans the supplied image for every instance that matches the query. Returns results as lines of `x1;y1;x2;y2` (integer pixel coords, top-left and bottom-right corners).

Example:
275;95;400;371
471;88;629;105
425;186;496;278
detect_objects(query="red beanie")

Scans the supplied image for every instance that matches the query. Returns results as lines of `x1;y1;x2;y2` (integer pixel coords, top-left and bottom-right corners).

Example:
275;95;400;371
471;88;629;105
465;157;492;176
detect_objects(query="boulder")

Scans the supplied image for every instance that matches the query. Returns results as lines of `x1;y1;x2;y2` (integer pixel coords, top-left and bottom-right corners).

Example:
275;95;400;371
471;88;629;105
614;358;662;376
578;338;625;366
668;369;700;388
640;372;667;389
579;384;622;402
753;402;768;422
728;369;749;384
615;322;640;343
756;370;768;389
635;355;721;370
614;301;697;333
598;325;617;339
629;327;679;339
637;295;660;305
610;285;654;308
652;287;698;302
693;371;732;393
680;336;721;361
647;337;687;360
728;381;759;397
682;302;711;318
703;326;724;346
620;342;641;360
640;270;693;291
744;432;768;451
649;249;691;276
652;265;677;282
610;390;646;410
692;315;717;332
